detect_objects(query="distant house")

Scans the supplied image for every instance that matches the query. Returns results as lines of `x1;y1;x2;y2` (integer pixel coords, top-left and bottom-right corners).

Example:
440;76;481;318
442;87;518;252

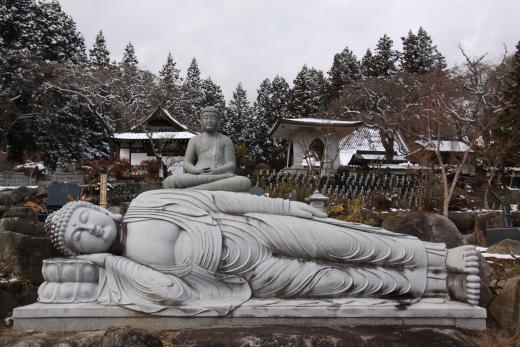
409;140;476;176
339;126;410;168
112;107;196;174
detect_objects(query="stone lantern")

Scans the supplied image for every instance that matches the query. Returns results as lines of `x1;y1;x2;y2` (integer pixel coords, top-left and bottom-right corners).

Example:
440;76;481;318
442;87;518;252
305;190;329;212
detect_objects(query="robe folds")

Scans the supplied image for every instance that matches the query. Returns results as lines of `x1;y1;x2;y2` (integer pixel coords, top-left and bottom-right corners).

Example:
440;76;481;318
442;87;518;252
95;189;447;316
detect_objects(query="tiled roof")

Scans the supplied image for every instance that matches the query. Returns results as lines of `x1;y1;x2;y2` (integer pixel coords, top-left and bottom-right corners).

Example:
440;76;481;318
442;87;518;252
113;131;195;140
340;126;409;154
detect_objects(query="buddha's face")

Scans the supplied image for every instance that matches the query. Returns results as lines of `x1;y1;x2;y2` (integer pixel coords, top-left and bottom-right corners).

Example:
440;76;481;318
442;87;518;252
64;207;118;254
200;111;220;133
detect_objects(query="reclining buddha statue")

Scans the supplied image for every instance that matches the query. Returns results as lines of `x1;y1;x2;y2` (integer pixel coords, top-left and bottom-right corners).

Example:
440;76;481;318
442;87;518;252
162;106;251;192
42;189;481;316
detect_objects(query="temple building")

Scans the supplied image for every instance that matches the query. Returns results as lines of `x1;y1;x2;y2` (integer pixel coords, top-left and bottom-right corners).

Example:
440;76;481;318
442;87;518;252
112;107;196;173
269;118;363;176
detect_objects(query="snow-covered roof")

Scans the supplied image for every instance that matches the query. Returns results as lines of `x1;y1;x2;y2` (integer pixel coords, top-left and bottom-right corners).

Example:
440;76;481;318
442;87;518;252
269;117;363;138
14;162;45;171
340;126;409;156
113;131;195;140
415;140;470;152
130;107;189;131
280;118;362;126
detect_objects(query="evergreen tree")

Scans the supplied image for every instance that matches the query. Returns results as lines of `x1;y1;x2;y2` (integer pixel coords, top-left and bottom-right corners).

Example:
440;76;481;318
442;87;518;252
290;65;328;117
370;34;399;77
223;83;262;159
181;58;204;129
89;30;110;69
401;27;446;74
201;77;225;112
0;0;88;157
157;52;181;114
253;78;272;160
327;46;361;101
361;49;377;78
121;42;138;71
269;75;291;125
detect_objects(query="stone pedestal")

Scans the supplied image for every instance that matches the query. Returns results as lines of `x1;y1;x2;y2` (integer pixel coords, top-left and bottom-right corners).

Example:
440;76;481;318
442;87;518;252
13;299;486;332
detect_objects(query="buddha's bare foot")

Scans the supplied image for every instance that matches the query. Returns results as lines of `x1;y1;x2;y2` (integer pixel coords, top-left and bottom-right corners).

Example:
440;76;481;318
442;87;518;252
446;246;480;305
446;245;479;274
447;273;480;305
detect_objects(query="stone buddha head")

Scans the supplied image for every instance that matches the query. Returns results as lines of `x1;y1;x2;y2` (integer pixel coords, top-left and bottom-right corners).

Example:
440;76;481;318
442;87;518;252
200;106;222;133
44;201;121;255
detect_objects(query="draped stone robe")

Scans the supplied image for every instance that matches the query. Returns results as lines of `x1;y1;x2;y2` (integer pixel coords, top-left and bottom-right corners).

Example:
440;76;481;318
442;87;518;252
96;189;447;316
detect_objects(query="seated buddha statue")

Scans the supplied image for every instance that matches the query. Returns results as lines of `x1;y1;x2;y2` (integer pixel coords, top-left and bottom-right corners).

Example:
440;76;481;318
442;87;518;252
163;106;251;192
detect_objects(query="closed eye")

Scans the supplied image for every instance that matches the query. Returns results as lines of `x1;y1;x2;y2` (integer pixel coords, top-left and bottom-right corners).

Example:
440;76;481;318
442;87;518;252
79;210;89;224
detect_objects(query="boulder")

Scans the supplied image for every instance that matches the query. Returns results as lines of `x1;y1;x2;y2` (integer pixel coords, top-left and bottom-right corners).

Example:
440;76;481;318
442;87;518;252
487;239;520;255
382;212;467;248
0;327;479;347
489;275;520;331
2;207;37;221
8;187;36;206
361;208;382;227
165;327;478;347
0;217;45;236
35;185;47;199
101;327;163;347
0;231;60;284
0;279;37;319
0;190;12;206
448;211;475;234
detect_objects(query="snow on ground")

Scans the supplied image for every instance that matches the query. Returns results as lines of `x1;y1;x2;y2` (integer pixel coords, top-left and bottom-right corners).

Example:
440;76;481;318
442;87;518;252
477;246;520;259
0;186;38;191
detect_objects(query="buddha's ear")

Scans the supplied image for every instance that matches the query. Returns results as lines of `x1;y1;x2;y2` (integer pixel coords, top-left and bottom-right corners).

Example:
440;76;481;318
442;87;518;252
109;213;123;222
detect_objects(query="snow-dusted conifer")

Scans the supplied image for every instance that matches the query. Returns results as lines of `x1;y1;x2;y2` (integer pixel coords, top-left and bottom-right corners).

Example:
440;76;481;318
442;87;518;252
181;58;205;129
327;46;361;101
89;30;110;69
290;65;327;117
121;42;138;71
401;27;446;74
370;34;399;77
201;77;225;112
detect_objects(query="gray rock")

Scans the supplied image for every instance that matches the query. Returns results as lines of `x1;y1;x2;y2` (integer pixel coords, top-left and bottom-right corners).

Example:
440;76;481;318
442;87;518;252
382;212;466;248
361;208;382;227
0;280;37;319
489;275;520;331
0;327;479;347
487;239;520;255
2;207;37;221
101;327;163;347
0;231;60;284
0;190;13;206
448;211;475;234
166;326;478;347
35;186;47;199
0;217;44;236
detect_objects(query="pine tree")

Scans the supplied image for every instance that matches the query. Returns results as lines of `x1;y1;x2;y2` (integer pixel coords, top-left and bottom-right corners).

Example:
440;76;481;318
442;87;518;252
327;46;361;101
269;75;291;125
121;42;138;71
290;65;328;117
181;58;205;129
401;27;446;74
0;0;88;157
89;30;110;69
201;77;225;112
361;49;377;78
157;52;181;114
370;34;399;77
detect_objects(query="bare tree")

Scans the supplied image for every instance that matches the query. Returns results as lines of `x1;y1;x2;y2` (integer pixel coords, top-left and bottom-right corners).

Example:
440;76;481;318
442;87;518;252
414;47;509;216
329;75;420;162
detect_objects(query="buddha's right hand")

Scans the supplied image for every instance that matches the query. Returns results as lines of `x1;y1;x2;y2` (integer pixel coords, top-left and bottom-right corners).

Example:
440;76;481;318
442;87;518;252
75;253;111;267
290;201;328;219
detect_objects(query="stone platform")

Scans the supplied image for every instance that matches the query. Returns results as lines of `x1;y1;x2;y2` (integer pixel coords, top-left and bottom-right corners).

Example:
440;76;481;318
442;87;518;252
13;298;486;331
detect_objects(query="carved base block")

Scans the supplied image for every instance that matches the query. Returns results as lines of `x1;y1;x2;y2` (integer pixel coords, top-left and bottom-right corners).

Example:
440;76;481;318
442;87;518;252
13;299;486;331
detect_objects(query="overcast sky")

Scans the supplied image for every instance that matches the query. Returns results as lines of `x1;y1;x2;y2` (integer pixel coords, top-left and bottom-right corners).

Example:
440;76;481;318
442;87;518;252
60;0;519;102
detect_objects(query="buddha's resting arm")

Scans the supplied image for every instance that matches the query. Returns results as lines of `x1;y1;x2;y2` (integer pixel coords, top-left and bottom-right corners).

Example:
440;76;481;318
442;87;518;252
209;191;327;219
209;136;236;175
183;138;203;174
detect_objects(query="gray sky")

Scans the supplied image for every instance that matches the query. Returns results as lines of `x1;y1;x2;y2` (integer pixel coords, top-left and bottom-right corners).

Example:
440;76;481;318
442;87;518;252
60;0;519;102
